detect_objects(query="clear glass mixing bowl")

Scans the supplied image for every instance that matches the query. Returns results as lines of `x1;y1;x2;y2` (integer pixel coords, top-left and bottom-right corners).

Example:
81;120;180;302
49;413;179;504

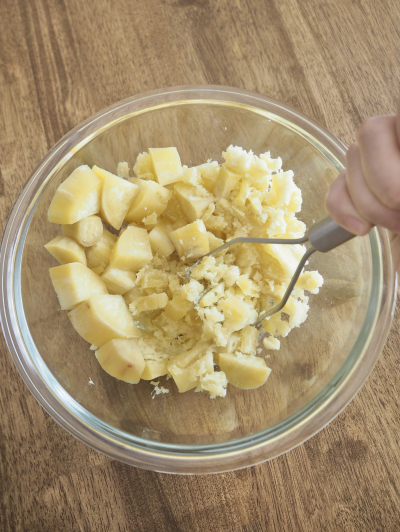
0;86;396;474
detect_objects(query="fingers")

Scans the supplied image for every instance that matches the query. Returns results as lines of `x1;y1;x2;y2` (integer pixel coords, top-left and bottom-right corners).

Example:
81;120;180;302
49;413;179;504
345;142;400;232
325;170;372;235
357;115;400;210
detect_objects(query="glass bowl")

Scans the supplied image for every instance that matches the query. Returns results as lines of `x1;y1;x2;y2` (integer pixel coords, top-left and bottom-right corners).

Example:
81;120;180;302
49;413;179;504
0;86;396;474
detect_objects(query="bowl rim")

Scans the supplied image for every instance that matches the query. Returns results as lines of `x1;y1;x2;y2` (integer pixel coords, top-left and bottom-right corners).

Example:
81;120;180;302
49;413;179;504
0;85;396;474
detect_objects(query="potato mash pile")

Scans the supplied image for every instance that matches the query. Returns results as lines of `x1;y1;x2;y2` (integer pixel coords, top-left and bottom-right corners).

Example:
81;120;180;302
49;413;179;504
45;145;323;398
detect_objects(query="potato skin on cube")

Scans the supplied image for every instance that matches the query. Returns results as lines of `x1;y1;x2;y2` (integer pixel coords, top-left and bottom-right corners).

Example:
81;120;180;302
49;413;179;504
49;262;108;310
45;236;87;266
48;165;102;224
149;147;183;186
110;226;153;272
96;339;145;383
68;294;140;347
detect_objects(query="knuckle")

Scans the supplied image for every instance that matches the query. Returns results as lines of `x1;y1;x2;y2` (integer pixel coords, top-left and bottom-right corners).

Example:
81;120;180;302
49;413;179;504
357;116;383;143
380;183;400;210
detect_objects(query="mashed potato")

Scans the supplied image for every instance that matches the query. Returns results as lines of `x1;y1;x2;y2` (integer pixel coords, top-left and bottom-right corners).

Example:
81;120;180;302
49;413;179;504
46;146;323;398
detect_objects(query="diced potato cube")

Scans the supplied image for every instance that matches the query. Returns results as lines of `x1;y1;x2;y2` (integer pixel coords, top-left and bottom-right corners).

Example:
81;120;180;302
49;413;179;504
62;215;103;247
125;179;172;223
168;351;214;393
207;232;224;251
218;353;271;389
263;336;281;350
68;294;139;346
219;296;258;332
48;165;102;224
262;313;291;338
91;265;105;275
85;229;117;270
44;236;87;266
213;166;241;199
196;162;220;192
123;287;140;306
117;162;130;178
167;342;210;369
133;293;169;314
148;222;175;256
100;267;136;295
240;326;259;354
96;339;145;383
169;220;210;260
199;371;228;398
233;181;250;206
92;166;140;230
110;226;152;272
174;182;214;222
141;359;168;380
149;147;183;186
163;295;193;321
133;152;153;176
49;262;108;310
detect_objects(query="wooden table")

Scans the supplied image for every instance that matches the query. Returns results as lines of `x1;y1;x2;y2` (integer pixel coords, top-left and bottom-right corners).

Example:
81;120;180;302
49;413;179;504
1;0;400;530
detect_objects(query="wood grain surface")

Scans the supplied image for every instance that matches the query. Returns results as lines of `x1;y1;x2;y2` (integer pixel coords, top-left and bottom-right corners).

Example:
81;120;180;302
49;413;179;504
1;0;400;530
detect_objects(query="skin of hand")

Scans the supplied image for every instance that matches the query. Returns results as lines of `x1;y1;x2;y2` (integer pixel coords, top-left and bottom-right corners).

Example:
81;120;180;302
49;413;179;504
325;95;400;272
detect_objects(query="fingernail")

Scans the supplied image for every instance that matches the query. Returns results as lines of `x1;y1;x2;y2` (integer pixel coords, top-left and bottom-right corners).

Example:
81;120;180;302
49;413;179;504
392;220;400;232
344;216;369;235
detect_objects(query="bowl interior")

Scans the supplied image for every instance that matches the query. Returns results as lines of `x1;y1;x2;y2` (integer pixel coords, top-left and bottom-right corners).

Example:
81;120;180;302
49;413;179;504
19;101;372;446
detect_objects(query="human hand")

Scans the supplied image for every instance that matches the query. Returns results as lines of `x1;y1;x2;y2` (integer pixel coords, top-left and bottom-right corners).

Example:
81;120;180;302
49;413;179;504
325;96;400;271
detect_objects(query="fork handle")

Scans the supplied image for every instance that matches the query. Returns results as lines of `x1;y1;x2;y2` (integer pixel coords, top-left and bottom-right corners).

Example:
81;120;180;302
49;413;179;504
308;216;356;253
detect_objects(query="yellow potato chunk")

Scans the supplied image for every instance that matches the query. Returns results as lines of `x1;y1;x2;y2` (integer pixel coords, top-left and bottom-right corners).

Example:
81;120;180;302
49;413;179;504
91;266;105;275
68;294;140;346
218;353;271;389
240;326;259;354
125;179;172;223
220;296;258;332
174;182;214;222
263;336;281;350
44;236;87;266
134;293;169;314
199;371;228;398
100;267;136;295
169;220;210;260
92;166;139;229
96;339;145;383
213;166;242;199
148;222;175;257
48;165;102;224
110;226;152;272
141;359;168;380
163;295;193;321
62;215;103;247
149;147;183;186
168;351;214;393
49;262;108;310
207;232;224;251
85;229;117;270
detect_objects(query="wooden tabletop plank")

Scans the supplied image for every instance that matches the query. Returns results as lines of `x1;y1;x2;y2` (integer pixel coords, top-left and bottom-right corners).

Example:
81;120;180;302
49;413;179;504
1;0;400;530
